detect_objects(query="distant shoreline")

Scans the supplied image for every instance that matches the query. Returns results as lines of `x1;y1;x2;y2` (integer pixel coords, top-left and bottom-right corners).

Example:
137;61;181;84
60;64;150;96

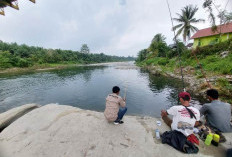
0;61;132;75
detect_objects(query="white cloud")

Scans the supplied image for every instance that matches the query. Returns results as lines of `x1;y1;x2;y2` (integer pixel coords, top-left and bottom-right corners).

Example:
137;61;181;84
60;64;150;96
119;0;126;6
0;0;230;56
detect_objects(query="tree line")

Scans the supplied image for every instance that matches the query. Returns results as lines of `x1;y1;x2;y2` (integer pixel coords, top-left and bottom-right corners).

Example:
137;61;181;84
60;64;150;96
0;42;135;68
137;1;232;62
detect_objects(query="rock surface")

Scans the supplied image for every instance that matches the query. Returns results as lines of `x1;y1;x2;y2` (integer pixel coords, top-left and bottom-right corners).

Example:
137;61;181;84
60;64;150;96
0;104;39;132
0;104;229;157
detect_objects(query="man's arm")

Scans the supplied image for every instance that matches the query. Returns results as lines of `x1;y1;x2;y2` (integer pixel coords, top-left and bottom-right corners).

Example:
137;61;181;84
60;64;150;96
119;97;126;107
161;110;168;117
200;104;208;116
194;109;202;127
194;121;202;127
166;106;177;116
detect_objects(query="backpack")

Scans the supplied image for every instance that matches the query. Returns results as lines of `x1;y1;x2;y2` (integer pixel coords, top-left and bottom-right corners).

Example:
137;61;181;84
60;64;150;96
161;130;199;154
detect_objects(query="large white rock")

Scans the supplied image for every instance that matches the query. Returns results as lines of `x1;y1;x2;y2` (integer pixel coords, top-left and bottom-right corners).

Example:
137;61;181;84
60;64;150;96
0;104;227;157
0;104;39;132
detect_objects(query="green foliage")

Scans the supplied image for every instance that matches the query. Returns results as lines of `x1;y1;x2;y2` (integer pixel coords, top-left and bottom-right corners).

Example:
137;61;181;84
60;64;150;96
136;49;149;62
144;57;169;66
173;5;204;42
167;41;188;58
0;42;135;69
157;58;169;65
80;44;90;54
146;51;158;59
217;78;232;91
193;39;232;57
145;58;157;65
151;34;166;43
0;51;14;68
148;34;169;57
137;36;232;75
216;78;232;100
17;58;31;67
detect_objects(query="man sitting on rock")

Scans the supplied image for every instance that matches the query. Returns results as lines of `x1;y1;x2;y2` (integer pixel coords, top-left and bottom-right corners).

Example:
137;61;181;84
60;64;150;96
200;89;232;132
104;86;127;125
161;92;200;136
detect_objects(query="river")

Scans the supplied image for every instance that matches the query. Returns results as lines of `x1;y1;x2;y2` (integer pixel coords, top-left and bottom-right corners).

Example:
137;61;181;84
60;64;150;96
0;62;200;117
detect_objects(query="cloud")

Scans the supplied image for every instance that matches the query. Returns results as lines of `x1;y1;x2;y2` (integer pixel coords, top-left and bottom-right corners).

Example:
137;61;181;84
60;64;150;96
0;0;230;57
119;0;126;6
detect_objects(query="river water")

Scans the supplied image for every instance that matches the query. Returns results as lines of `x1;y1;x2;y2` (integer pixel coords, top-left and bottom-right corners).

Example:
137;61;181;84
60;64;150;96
0;62;200;117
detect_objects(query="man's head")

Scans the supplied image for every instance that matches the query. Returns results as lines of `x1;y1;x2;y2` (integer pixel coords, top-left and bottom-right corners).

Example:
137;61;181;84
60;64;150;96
178;92;191;105
112;86;120;95
206;89;219;101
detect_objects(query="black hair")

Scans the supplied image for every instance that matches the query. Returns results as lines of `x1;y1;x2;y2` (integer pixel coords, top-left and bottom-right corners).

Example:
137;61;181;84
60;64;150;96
206;89;219;99
182;95;190;101
112;86;120;93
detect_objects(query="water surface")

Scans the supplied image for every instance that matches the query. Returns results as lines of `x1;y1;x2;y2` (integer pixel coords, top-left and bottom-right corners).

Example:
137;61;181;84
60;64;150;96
0;62;200;117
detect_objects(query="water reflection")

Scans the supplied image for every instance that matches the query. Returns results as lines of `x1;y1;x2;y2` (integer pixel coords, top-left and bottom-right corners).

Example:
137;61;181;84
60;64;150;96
48;66;105;83
0;63;201;117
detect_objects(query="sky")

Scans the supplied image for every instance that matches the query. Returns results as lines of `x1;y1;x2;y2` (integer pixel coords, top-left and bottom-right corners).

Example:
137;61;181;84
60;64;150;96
0;0;231;57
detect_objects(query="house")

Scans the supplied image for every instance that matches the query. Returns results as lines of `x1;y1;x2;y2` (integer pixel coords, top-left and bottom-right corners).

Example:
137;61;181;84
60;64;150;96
186;43;193;49
191;23;232;48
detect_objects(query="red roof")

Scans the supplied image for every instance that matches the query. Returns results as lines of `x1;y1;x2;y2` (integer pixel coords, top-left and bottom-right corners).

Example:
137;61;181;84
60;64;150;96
191;23;232;39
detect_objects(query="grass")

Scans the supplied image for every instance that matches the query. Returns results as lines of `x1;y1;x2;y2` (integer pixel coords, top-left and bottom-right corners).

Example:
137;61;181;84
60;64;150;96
0;62;82;74
136;51;232;103
216;78;232;104
141;53;232;75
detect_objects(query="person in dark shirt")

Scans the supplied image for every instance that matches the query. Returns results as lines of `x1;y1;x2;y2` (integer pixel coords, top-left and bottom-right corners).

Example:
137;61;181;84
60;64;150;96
200;89;232;132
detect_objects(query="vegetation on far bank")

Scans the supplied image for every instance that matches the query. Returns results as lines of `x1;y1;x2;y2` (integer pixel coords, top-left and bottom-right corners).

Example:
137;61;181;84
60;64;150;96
0;41;134;70
136;2;232;103
136;35;232;103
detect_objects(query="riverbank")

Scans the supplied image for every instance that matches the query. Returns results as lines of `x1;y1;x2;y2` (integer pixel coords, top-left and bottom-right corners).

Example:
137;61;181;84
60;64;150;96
0;63;80;74
0;62;128;75
136;38;232;104
0;104;230;157
138;64;232;104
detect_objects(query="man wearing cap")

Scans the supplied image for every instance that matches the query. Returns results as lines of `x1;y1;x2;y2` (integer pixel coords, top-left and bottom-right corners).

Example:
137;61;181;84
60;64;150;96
161;92;200;136
200;89;232;132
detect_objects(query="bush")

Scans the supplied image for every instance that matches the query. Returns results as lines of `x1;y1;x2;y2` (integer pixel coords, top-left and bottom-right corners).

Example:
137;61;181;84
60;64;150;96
216;78;232;100
145;58;157;65
193;39;232;57
0;51;14;68
17;58;31;67
157;58;169;65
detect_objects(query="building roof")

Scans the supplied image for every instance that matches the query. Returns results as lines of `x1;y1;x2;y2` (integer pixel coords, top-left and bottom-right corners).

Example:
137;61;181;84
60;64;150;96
186;43;193;47
191;23;232;39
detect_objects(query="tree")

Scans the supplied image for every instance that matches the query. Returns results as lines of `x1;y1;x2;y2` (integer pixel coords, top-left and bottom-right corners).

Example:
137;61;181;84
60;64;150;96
203;0;216;29
0;41;135;68
136;49;149;62
203;0;232;31
224;12;232;24
173;5;204;43
80;44;90;54
149;34;169;57
151;34;166;43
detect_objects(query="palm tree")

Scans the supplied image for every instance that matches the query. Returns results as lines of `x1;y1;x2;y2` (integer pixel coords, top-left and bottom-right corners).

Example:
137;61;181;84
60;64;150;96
151;34;166;43
173;5;205;43
203;0;216;27
222;11;232;24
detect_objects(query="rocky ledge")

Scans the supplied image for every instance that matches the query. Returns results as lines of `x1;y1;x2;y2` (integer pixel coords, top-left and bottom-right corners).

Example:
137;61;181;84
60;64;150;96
0;104;231;157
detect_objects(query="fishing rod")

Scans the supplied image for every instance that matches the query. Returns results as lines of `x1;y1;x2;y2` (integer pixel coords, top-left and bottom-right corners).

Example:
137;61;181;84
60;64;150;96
166;0;186;92
123;81;128;100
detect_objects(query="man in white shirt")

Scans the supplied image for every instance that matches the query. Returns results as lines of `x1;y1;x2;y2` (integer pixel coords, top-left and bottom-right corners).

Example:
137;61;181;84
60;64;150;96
161;92;200;136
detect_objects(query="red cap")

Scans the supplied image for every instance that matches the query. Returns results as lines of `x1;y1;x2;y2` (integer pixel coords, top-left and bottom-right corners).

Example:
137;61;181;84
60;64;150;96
178;92;191;99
